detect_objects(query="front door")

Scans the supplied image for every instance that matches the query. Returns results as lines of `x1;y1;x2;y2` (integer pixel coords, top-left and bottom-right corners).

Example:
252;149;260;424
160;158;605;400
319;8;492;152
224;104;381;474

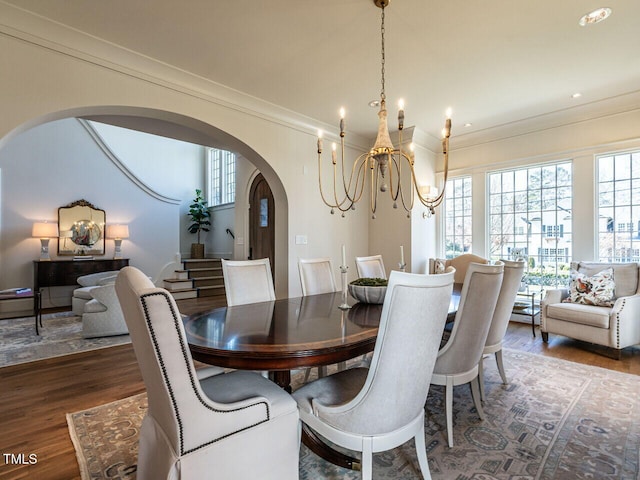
249;173;275;278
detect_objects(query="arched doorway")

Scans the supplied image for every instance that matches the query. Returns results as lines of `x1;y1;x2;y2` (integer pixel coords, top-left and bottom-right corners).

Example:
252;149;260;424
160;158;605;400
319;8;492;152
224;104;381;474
249;173;275;278
0;107;289;297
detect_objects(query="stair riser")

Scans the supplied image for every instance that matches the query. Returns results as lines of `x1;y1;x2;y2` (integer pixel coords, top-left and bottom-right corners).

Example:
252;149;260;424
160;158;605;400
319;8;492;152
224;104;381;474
193;278;225;287
183;260;222;270
164;281;194;291
170;290;198;300
198;288;226;298
189;269;222;279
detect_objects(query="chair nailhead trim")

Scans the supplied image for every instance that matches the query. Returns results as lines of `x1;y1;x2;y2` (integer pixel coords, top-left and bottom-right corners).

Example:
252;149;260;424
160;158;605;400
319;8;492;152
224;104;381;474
140;291;270;456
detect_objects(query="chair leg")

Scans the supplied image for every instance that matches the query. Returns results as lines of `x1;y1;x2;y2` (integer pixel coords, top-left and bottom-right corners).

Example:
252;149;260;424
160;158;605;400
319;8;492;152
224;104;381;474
361;437;373;480
414;418;432;480
478;357;485;402
470;376;485;420
303;368;311;383
541;331;549;342
445;377;454;448
495;349;508;384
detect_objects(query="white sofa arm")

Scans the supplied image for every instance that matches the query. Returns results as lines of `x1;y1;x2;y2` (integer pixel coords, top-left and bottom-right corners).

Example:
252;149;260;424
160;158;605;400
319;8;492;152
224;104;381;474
540;288;568;332
541;288;568;306
610;293;640;349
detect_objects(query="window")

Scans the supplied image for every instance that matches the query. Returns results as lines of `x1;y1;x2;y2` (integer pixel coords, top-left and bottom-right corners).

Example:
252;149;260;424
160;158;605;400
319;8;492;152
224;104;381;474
488;162;572;290
597;150;640;262
207;148;236;206
443;176;472;258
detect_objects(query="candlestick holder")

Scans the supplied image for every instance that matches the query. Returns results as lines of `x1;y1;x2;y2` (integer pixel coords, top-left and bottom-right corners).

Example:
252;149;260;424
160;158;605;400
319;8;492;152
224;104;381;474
339;265;351;310
398;262;407;272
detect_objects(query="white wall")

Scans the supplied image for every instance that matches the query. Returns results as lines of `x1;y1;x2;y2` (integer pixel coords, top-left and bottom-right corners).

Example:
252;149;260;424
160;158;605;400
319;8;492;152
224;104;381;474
88;121;206;257
0;118;190;310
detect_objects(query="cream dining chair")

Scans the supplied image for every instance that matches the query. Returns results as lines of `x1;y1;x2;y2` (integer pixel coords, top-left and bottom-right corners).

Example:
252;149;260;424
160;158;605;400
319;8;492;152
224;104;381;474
115;266;299;480
479;259;525;400
298;257;337;296
293;270;454;480
298;257;340;381
355;254;386;279
221;258;276;306
430;261;503;448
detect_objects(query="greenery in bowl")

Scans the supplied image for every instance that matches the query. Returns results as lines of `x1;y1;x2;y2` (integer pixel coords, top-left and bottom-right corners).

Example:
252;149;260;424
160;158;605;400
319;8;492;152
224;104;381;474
350;277;388;287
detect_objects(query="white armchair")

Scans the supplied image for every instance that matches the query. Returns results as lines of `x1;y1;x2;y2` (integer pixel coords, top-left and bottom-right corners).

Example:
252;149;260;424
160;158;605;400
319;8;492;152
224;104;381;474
81;283;128;338
541;261;640;359
72;270;120;315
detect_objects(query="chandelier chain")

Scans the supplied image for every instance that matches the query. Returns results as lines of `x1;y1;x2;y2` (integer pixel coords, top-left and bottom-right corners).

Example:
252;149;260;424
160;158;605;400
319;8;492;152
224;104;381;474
380;6;386;102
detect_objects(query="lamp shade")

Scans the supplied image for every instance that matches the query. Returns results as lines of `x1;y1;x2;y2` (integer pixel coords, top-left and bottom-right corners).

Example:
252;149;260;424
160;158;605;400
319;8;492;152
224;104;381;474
419;185;439;199
106;224;129;239
32;222;59;238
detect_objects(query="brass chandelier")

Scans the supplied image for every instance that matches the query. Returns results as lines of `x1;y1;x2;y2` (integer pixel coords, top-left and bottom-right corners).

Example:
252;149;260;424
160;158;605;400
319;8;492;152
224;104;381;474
316;0;452;219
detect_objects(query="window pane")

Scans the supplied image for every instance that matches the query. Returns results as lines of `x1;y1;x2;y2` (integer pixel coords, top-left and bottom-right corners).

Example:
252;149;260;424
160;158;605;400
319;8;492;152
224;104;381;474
444;175;472;259
207;148;236;207
488;161;572;290
597;151;640;262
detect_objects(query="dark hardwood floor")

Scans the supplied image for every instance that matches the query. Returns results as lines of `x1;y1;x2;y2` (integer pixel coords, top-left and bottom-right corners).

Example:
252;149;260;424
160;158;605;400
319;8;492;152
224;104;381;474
0;296;638;480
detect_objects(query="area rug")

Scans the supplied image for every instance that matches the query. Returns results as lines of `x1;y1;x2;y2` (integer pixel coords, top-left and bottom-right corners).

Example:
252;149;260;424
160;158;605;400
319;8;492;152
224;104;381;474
67;349;640;480
0;312;130;367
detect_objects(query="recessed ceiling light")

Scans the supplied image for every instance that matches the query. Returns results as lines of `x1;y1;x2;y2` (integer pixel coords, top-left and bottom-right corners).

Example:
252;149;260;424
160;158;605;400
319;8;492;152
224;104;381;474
464;123;472;127
571;93;582;99
368;100;380;108
579;7;612;27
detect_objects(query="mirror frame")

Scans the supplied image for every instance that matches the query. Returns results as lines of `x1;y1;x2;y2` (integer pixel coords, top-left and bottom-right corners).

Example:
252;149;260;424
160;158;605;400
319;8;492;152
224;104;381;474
57;199;106;256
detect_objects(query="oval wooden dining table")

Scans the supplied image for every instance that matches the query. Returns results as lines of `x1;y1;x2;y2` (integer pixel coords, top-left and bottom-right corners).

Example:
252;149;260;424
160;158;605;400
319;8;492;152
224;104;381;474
183;292;381;393
183;287;461;471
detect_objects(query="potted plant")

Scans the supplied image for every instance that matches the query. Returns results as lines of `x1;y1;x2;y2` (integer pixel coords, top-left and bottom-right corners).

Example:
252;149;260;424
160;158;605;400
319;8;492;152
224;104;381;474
187;189;211;259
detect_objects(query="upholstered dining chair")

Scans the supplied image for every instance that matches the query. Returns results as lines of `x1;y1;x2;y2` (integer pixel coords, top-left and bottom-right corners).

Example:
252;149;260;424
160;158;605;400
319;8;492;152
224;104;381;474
293;270;455;480
298;257;337;296
115;266;300;480
429;253;488;285
221;258;276;306
355;254;386;279
298;257;339;381
479;259;525;400
430;261;503;448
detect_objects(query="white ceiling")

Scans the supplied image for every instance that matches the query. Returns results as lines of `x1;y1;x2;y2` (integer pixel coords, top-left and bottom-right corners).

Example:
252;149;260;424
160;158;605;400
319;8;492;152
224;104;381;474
5;0;640;144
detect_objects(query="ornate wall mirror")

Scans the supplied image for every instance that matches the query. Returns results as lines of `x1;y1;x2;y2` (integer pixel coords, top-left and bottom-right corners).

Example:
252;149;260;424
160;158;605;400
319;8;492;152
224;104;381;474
58;199;106;255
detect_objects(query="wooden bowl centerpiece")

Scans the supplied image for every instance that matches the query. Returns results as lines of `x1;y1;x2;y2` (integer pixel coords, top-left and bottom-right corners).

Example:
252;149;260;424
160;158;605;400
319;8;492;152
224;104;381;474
348;277;388;304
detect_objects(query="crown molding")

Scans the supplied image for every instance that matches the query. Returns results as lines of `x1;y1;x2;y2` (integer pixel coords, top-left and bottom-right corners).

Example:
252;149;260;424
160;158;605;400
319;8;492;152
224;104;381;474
0;2;371;151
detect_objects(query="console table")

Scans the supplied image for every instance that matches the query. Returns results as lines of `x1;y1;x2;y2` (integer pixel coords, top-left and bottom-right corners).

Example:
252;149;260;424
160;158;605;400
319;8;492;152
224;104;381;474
33;259;129;330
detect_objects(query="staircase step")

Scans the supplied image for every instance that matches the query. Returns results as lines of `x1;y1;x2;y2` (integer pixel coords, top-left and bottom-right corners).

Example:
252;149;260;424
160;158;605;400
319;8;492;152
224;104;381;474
187;267;223;279
173;270;190;280
183;258;223;270
192;276;225;287
197;285;226;297
169;288;198;300
164;279;195;291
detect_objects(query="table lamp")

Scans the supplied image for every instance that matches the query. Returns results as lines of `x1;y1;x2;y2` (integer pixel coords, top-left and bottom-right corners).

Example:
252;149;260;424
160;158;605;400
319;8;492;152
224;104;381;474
106;224;129;259
32;221;59;261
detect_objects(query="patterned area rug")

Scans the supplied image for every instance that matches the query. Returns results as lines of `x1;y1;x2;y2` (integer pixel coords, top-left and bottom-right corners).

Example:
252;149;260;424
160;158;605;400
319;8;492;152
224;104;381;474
0;312;130;366
67;350;640;480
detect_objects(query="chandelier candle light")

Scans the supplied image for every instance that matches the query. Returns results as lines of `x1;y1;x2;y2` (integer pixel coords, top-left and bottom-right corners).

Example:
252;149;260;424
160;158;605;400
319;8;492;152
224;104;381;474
316;0;452;219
